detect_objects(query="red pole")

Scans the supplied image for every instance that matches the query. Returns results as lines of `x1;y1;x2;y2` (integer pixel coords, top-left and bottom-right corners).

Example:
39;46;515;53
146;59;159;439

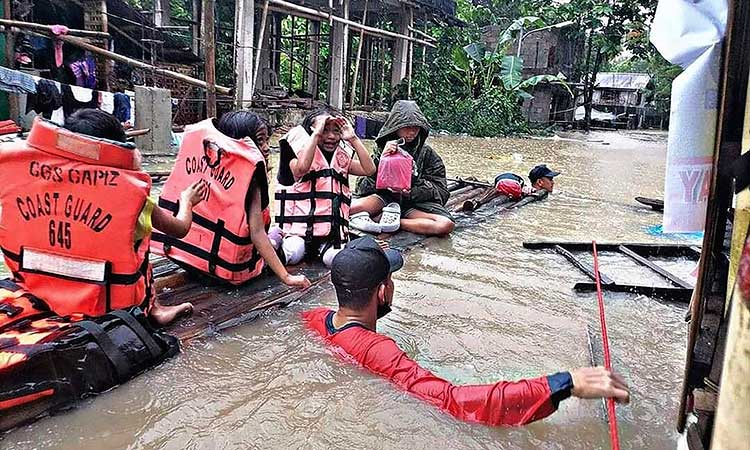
592;240;621;450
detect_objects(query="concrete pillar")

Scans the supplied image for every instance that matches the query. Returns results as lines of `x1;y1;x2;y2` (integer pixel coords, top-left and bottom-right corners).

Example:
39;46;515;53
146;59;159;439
134;86;172;153
234;0;254;108
328;0;349;109
390;4;412;92
307;20;321;98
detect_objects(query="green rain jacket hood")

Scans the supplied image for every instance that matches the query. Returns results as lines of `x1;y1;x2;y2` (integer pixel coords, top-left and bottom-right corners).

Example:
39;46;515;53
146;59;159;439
374;100;431;149
356;101;450;207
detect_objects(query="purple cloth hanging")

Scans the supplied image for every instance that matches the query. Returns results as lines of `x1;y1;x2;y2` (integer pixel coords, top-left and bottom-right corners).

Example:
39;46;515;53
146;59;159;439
354;116;366;139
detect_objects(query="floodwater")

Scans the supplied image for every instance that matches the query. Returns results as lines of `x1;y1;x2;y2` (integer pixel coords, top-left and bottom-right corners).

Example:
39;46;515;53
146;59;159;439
2;130;696;449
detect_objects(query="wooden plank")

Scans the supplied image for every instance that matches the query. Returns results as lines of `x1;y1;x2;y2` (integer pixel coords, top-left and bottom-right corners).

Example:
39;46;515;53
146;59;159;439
445;187;486;210
554;245;616;285
524;241;701;258
573;282;692;303
162;264;330;341
619;245;694;289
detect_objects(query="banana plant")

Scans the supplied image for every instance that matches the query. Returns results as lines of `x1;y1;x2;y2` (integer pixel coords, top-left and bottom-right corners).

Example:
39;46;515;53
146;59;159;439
454;16;572;100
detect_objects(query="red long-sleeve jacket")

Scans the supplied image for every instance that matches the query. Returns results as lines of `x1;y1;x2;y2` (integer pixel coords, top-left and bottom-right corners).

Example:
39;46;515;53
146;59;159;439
303;308;574;427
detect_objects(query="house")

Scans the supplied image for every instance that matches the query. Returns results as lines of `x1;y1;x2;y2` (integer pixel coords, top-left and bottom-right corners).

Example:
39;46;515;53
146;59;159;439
587;72;655;128
482;25;581;124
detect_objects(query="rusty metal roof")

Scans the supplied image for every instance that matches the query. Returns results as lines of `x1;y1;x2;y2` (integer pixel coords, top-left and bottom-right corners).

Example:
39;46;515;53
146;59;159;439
595;72;652;90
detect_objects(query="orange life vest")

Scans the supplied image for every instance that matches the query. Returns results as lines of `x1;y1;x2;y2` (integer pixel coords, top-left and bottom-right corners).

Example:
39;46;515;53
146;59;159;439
0;280;178;432
151;119;268;284
0;118;151;317
275;126;352;247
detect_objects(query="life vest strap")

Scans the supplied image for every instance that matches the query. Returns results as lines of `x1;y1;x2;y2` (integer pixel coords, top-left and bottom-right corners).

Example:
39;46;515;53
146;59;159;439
300;168;349;187
108;309;162;359
151;232;261;273
157;198;253;246
273;215;350;226
74;320;132;382
274;191;352;203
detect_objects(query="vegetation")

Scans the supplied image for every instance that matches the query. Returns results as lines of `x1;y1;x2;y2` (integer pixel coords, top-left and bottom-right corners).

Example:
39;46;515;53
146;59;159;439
124;0;681;136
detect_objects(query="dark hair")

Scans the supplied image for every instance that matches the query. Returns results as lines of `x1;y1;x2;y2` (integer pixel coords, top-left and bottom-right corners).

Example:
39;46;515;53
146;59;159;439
334;285;380;311
63;108;126;142
216;110;271;148
301;105;342;134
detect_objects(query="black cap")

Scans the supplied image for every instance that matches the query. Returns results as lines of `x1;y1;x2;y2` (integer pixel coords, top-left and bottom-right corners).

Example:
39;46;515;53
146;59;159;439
529;164;561;184
331;236;404;297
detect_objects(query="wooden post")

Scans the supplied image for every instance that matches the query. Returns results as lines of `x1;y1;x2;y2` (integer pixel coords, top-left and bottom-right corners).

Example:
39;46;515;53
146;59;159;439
154;0;171;27
306;20;320;98
390;4;412;94
407;28;413;99
235;0;255;108
192;0;200;56
272;13;282;74
203;0;216;117
2;0;17;122
328;0;348;109
348;0;368;107
712;84;750;449
252;0;270;98
711;5;750;446
362;36;371;106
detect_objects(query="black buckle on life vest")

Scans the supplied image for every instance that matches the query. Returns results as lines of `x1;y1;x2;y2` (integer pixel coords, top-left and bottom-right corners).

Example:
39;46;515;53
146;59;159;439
0;303;22;317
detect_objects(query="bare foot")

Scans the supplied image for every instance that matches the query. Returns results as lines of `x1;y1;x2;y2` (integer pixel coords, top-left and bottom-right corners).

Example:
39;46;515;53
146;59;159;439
149;300;193;327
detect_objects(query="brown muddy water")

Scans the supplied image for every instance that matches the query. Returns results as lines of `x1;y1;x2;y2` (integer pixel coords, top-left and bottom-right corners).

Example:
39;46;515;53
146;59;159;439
2;130;696;449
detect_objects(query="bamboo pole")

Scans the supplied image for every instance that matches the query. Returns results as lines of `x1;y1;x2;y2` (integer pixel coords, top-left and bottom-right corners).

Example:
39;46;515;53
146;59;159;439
348;0;368;107
0;18;110;39
408;26;437;42
13;27;230;94
268;0;436;48
203;0;216;117
251;0;270;99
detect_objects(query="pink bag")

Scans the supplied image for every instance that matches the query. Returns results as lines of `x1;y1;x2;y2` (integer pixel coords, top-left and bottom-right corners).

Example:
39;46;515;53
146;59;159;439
376;148;413;191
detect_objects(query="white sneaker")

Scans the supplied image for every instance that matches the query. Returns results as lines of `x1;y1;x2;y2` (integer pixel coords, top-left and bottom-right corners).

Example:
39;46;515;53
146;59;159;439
349;211;382;234
379;202;401;233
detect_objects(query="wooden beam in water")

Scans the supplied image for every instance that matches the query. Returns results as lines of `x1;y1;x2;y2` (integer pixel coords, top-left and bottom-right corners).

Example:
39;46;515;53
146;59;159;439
553;245;616;285
573;282;692;303
446;187;486;210
524;241;701;258
618;245;694;289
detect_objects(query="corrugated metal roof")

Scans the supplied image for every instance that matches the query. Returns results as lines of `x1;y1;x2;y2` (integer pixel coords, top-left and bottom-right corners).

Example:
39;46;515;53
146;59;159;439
595;72;651;90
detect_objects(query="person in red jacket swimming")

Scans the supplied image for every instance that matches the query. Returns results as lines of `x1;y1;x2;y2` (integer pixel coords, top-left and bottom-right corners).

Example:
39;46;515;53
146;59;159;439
303;236;631;427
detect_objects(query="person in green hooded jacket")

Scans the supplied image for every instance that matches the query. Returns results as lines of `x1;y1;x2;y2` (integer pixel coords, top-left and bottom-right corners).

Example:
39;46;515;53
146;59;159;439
351;101;455;236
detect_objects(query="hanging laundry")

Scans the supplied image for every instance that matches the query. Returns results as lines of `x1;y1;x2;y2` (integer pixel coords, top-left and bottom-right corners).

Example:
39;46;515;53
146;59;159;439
113;92;132;123
100;91;115;114
51;25;69;68
69;55;97;89
29;78;62;119
0;66;36;94
61;84;99;117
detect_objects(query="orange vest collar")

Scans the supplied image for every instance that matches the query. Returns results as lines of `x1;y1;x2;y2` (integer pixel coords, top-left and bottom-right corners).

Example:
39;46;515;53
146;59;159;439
26;117;140;170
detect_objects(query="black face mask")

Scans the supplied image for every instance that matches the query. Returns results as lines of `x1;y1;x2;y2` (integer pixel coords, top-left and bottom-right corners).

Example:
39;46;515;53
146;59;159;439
377;303;392;319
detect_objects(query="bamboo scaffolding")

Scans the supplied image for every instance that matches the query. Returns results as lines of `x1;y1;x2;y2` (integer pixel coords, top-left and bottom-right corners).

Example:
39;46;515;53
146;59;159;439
267;0;436;48
9;27;231;94
348;0;368;107
0;18;110;39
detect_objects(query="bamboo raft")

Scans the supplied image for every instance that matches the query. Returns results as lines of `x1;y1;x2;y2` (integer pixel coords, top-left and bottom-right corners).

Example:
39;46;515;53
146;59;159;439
154;177;549;340
524;240;699;302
